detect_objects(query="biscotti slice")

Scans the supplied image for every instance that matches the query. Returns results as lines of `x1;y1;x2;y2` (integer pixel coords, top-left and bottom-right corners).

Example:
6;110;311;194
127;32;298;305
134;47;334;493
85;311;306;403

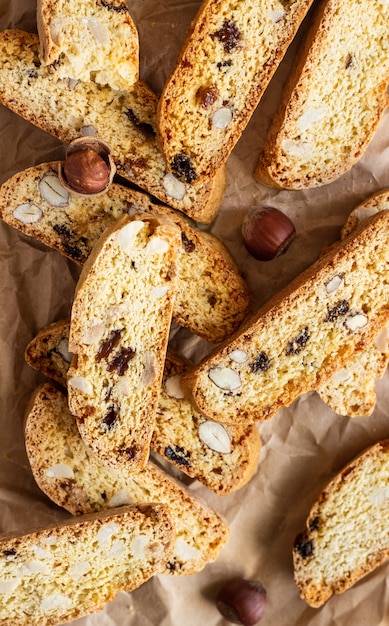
0;162;249;343
184;211;389;425
24;383;230;576
255;0;389;189
37;0;139;91
0;30;225;224
0;503;174;626
25;320;261;495
157;0;314;185
67;213;180;469
293;440;389;607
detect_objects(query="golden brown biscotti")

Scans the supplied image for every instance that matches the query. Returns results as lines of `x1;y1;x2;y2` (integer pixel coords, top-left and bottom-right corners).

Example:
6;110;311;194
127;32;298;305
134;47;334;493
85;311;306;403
254;0;389;189
37;0;139;91
0;503;174;626
25;320;261;495
67;213;180;470
293;440;389;607
24;383;230;576
183;211;389;425
0;29;226;224
157;0;314;185
0;162;250;343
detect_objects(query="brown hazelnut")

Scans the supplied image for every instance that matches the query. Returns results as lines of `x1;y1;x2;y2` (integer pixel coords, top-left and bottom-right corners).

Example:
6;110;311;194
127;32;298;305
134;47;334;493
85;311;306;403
216;578;266;625
62;149;110;194
241;206;296;261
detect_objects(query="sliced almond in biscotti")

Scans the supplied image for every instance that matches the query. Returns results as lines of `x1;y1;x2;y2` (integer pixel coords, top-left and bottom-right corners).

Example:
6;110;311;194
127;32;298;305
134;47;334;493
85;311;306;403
0;162;249;343
0;502;174;626
183;211;389;425
67;212;180;470
24;382;230;576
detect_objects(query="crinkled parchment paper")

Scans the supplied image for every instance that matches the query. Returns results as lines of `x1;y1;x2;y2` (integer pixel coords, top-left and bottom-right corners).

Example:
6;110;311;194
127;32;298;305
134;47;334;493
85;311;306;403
1;1;389;625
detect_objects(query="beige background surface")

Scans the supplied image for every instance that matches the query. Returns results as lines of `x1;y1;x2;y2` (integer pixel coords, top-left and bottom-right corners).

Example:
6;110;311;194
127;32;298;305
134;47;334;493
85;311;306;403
1;1;389;625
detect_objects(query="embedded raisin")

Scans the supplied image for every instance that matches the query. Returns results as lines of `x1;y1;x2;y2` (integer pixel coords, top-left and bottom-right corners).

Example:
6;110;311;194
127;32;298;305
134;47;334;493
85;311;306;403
170;153;197;184
165;445;190;467
196;84;219;109
325;300;350;322
286;327;310;355
107;347;136;376
211;19;241;53
181;232;196;253
3;548;17;557
249;352;271;373
294;533;314;558
100;0;128;11
102;406;119;429
97;329;123;362
309;517;320;532
125;109;155;138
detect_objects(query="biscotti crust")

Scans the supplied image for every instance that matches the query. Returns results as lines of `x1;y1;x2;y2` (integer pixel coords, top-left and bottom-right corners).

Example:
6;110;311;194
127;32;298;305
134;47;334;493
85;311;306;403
255;0;389;189
0;29;225;224
293;440;389;607
184;211;389;424
157;0;314;185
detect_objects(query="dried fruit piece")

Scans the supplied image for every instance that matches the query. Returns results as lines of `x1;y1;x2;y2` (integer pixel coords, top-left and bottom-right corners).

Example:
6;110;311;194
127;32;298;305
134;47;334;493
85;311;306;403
241;206;296;261
170;153;197;184
216;579;267;625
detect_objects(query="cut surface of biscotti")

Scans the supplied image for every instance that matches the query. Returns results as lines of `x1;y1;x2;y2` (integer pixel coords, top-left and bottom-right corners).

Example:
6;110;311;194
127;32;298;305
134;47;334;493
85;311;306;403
293;440;389;607
37;0;139;91
184;211;389;425
67;213;180;469
255;0;389;189
157;0;314;185
0;162;249;343
24;383;230;576
0;503;174;626
25;320;261;495
316;192;389;416
0;30;226;224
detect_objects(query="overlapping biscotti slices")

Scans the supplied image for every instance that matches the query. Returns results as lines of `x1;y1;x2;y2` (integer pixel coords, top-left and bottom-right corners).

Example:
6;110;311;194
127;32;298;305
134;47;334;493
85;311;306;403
255;0;389;189
293;440;389;608
67;213;180;469
183;211;389;425
24;383;230;576
25;319;261;495
0;502;174;626
0;162;250;343
0;30;226;224
37;0;139;91
316;192;389;416
157;0;314;185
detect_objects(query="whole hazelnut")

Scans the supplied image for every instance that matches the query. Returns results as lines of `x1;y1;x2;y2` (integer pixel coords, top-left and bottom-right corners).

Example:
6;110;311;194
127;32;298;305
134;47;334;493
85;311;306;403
241;206;296;261
63;148;110;194
216;578;266;625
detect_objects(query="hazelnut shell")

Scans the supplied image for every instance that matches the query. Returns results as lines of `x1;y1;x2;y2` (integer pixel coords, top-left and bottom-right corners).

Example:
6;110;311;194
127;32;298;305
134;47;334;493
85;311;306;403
241;205;296;261
216;578;266;625
58;136;116;197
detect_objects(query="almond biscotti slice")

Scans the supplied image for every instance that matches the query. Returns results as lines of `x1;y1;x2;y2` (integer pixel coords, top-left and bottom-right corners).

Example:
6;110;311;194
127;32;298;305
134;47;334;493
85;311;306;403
184;211;389;425
25;320;261;495
293;440;389;607
67;213;180;469
157;0;314;185
24;383;230;576
255;0;389;189
0;30;226;224
0;162;249;343
37;0;139;91
0;502;174;626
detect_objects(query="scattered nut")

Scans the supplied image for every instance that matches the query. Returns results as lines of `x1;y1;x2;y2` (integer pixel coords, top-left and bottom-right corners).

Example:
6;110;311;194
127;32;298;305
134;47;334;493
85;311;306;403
281;139;311;158
68;376;93;395
86;17;109;44
212;106;233;129
229;349;249;364
150;285;169;299
216;579;267;625
269;9;285;22
344;313;368;332
164;374;185;399
45;463;74;479
39;174;69;207
57;337;73;363
40;594;72;612
298;108;325;133
163;173;186;201
208;366;242;392
199;420;231;453
375;325;389;353
62;149;110;194
325;274;344;294
241;206;296;261
13;203;43;224
118;220;145;254
97;523;120;547
145;237;169;255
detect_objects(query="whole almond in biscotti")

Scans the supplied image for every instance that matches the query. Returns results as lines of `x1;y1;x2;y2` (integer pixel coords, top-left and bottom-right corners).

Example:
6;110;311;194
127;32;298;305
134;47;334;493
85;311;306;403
67;213;180;470
183;211;389;425
255;0;389;189
157;0;314;185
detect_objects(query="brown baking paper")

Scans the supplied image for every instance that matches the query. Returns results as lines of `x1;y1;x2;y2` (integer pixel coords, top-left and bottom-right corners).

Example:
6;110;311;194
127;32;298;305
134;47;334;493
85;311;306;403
1;1;389;625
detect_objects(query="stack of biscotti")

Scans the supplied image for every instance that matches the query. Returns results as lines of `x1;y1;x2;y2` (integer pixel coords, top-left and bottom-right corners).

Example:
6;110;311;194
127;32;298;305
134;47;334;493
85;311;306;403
0;162;250;344
316;191;389;416
0;29;225;224
37;0;139;91
183;211;389;425
24;383;230;576
255;0;389;189
293;440;389;607
25;319;261;496
157;0;314;184
0;502;175;625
